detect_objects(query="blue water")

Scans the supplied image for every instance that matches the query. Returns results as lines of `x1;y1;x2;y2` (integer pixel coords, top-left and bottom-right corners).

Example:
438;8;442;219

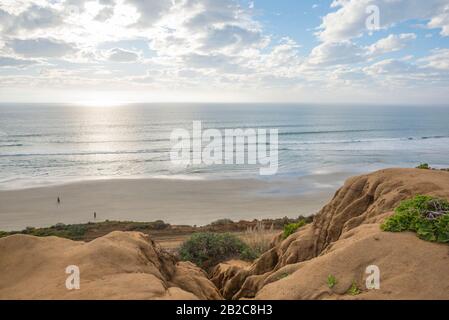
1;103;449;189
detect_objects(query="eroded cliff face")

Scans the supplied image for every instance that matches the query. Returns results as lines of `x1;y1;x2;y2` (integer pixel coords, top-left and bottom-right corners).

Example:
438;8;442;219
212;168;449;300
0;231;222;300
2;168;449;300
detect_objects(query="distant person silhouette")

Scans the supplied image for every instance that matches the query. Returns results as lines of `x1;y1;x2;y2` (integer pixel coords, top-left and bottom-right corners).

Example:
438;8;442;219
57;197;60;204
94;212;97;220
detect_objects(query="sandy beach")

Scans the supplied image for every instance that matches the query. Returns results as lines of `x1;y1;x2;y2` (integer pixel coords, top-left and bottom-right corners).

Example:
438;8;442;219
0;173;350;231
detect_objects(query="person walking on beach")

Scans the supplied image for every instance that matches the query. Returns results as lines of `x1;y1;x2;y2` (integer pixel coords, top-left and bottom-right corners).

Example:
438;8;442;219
94;212;96;220
57;196;60;204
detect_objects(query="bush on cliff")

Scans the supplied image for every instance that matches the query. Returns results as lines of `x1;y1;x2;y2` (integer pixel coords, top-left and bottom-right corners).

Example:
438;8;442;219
381;195;449;243
179;232;257;269
283;220;306;239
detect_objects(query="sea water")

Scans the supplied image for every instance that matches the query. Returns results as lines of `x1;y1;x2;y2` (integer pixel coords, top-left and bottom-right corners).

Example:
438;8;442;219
1;103;448;190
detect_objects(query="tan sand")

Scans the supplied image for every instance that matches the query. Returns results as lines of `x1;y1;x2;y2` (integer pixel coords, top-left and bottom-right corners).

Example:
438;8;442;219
0;231;222;300
0;173;348;231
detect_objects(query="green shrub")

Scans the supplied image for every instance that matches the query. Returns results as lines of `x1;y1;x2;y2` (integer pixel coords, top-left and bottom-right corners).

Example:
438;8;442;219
298;215;314;224
381;195;449;243
416;163;430;169
211;218;234;226
126;220;169;231
283;220;306;239
347;281;361;296
327;274;337;289
179;232;257;269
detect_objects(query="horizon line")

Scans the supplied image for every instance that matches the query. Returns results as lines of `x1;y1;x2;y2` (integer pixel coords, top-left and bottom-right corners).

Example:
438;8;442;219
1;101;449;107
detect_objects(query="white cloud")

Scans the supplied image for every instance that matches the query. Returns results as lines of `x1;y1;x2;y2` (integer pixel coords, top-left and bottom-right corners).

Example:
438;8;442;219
419;48;449;70
8;38;77;58
200;25;264;52
0;0;448;103
0;56;37;67
306;41;366;66
363;58;449;87
0;4;63;34
95;6;114;22
368;33;416;55
126;0;172;27
107;48;140;62
365;59;417;75
428;8;449;36
318;0;449;42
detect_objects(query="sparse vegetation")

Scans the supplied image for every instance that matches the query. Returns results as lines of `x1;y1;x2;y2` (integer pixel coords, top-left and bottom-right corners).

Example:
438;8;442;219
240;221;276;257
125;220;169;231
6;224;89;240
347;281;361;296
381;195;449;243
0;220;170;241
179;232;257;269
327;274;337;289
210;218;234;226
277;272;290;280
416;163;430;170
415;163;449;172
283;220;306;239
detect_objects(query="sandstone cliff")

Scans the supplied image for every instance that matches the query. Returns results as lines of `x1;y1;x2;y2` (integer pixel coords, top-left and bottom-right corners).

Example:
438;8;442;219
0;231;222;299
212;168;449;300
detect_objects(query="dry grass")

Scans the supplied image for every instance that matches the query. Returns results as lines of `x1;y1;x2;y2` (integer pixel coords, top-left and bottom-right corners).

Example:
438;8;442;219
238;221;279;257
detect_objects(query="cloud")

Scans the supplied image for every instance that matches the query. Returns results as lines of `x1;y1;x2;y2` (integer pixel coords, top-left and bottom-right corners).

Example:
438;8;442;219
363;58;449;86
0;4;63;34
428;9;449;36
200;25;264;51
8;38;77;58
126;0;172;27
368;33;416;55
183;53;250;74
0;56;37;68
107;48;140;62
419;48;449;70
183;0;242;29
364;59;417;75
95;6;114;22
318;0;449;42
306;41;366;66
0;0;448;103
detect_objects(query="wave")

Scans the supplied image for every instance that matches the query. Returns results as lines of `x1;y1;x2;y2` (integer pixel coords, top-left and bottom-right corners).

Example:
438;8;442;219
48;138;169;144
282;135;449;146
278;129;386;136
1;134;448;156
7;133;46;138
0;148;171;157
0;144;23;147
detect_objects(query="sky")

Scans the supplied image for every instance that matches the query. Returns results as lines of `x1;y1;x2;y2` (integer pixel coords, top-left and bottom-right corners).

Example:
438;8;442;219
0;0;449;105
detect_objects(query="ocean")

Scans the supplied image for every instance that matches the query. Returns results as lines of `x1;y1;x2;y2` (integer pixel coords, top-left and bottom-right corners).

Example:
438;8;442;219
1;103;449;190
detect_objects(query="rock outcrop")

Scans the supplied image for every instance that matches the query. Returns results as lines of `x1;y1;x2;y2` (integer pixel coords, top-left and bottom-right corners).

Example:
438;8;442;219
214;168;449;300
2;168;449;300
0;231;222;300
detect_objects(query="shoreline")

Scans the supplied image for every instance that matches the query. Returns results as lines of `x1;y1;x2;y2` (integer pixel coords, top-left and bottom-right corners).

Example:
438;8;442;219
0;170;354;192
0;173;351;232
